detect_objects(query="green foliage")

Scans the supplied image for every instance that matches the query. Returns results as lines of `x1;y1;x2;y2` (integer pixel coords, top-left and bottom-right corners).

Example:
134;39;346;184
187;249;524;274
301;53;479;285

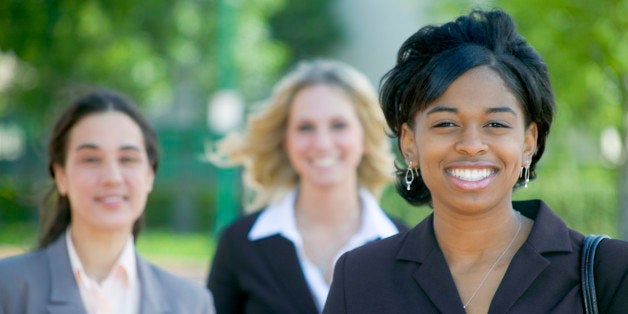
0;177;38;224
380;184;431;227
0;0;287;135
268;0;344;66
498;0;627;237
0;222;37;248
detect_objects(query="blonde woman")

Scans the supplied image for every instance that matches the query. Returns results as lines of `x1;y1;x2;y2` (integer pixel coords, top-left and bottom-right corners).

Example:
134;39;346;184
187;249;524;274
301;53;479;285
206;59;408;314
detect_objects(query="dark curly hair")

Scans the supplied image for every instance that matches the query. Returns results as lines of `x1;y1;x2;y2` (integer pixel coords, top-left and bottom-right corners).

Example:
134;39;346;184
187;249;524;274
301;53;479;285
380;9;555;206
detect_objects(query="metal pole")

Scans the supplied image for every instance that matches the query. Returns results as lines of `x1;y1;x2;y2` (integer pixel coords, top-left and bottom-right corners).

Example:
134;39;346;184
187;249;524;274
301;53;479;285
212;0;240;236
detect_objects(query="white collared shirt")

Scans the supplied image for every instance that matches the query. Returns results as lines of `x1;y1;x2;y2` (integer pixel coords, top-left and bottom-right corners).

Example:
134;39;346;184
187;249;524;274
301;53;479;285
66;228;140;314
248;188;400;312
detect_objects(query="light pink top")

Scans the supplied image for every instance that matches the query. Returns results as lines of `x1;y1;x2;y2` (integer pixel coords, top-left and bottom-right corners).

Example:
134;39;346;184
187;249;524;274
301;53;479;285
66;228;140;314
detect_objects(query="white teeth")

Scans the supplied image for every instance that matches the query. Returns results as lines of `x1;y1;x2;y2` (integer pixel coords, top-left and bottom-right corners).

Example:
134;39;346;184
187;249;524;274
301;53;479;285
312;156;337;167
448;168;493;181
102;196;124;203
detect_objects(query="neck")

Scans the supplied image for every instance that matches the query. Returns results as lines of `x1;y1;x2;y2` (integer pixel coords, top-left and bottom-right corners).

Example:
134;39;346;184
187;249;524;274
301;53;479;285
295;183;361;227
433;205;521;258
70;224;131;282
293;183;362;284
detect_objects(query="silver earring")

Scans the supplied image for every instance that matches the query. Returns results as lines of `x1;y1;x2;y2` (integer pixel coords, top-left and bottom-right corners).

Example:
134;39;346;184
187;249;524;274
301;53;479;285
405;160;415;191
521;161;530;188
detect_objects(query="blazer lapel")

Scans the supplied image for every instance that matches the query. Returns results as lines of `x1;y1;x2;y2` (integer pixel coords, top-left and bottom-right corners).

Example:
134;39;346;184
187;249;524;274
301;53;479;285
137;255;171;314
412;251;466;313
488;243;550;312
489;200;574;313
400;217;466;313
257;235;319;314
400;201;576;313
46;236;88;314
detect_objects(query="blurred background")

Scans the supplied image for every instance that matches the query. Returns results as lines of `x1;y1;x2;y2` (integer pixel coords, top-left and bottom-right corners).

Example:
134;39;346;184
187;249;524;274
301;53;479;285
1;0;627;277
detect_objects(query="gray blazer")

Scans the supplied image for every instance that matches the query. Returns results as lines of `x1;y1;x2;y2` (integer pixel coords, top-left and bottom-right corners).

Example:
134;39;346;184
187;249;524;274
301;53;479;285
0;234;215;314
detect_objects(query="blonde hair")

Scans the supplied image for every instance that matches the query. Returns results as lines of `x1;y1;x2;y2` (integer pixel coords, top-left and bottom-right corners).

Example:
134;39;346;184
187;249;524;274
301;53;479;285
213;60;394;211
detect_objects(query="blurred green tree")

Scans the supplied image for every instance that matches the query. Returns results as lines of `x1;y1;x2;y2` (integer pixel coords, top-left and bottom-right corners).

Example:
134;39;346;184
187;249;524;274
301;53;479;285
268;0;343;66
0;0;287;137
0;0;345;231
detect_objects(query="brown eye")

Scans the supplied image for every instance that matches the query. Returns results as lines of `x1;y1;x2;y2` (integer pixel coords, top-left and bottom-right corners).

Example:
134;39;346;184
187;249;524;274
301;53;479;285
485;121;510;128
81;157;100;163
433;121;457;128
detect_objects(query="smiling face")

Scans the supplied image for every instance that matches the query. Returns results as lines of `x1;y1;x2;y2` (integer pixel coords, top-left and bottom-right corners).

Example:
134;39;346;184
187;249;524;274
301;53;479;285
285;84;365;191
401;66;537;214
53;111;155;234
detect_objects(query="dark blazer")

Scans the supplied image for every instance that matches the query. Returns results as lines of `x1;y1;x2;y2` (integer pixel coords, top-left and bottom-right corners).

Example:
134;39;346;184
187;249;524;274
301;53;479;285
0;234;215;314
323;200;628;314
207;211;409;314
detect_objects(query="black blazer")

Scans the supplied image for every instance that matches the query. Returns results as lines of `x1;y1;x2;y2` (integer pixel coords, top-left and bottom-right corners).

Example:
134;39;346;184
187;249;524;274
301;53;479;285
207;211;408;314
323;200;628;314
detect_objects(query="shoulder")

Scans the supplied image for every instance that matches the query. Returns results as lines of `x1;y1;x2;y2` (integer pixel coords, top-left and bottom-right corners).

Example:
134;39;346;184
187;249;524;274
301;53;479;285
141;258;215;313
0;250;40;268
218;211;263;240
595;237;628;278
341;230;410;270
595;237;628;313
0;250;51;312
328;230;416;307
389;216;411;232
0;249;48;283
144;262;206;292
212;211;264;255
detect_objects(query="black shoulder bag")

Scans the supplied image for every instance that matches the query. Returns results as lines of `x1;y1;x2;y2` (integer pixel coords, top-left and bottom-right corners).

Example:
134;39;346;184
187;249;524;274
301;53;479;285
581;234;609;314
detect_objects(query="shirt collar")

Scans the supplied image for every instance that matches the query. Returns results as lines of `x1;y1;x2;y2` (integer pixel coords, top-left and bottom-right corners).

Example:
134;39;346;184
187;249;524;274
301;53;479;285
248;189;301;243
247;187;399;243
65;227;138;288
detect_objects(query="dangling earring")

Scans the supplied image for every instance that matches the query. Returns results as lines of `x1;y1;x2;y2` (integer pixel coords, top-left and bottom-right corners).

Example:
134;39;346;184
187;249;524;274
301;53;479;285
521;160;530;188
405;159;415;191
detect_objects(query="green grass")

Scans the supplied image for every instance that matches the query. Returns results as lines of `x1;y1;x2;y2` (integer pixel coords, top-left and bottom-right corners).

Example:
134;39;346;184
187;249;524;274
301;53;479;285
136;228;216;263
0;222;216;264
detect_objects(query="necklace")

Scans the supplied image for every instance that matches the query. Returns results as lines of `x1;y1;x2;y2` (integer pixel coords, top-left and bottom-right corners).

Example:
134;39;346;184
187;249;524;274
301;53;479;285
462;211;522;310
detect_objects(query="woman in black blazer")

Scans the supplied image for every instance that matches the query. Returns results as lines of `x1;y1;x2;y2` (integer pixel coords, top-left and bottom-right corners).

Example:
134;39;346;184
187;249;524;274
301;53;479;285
323;9;628;314
206;59;408;313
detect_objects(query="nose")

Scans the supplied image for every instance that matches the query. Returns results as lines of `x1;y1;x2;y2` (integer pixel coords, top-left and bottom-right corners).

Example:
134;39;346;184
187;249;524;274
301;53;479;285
313;129;333;149
455;126;488;156
102;159;124;185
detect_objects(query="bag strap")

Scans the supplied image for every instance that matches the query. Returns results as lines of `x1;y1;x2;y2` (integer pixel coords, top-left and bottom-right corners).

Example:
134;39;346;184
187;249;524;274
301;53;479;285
581;234;609;314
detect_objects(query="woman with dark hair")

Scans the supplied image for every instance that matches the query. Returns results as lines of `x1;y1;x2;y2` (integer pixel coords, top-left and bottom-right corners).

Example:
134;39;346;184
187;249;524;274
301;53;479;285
323;9;628;313
0;89;215;314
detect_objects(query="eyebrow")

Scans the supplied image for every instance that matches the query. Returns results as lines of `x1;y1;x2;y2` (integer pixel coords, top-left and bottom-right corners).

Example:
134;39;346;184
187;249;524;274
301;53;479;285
426;106;457;115
426;105;518;116
75;143;142;152
487;107;518;116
